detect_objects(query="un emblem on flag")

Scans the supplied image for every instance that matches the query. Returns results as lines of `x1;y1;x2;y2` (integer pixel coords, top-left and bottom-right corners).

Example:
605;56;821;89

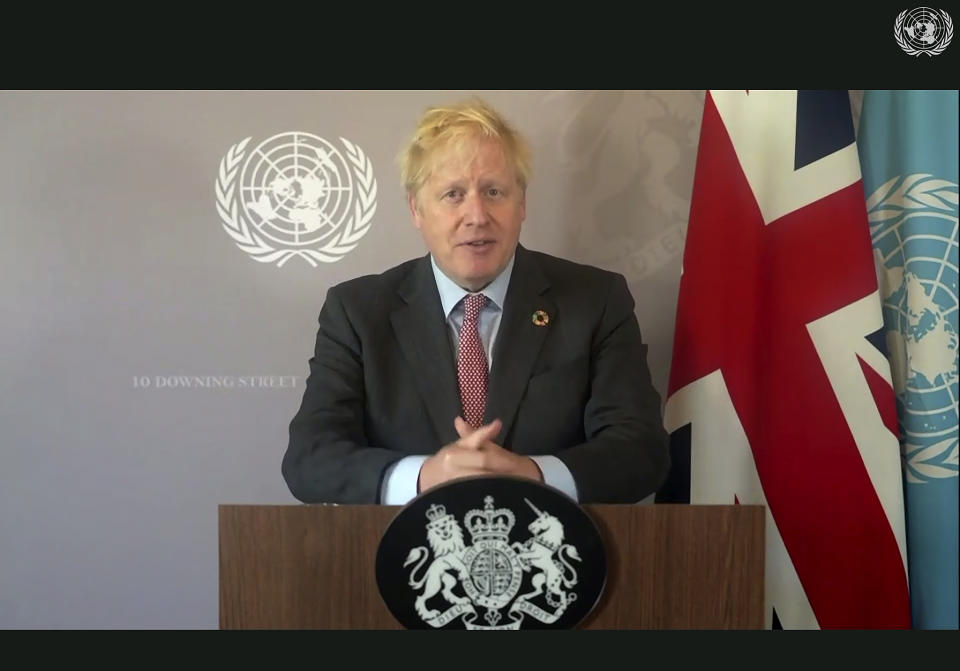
868;174;959;483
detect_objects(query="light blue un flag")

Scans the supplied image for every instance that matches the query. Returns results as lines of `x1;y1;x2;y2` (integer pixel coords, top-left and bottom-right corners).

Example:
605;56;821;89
858;90;959;630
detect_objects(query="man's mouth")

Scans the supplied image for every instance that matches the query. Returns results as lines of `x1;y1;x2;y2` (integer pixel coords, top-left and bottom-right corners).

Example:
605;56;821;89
460;240;494;248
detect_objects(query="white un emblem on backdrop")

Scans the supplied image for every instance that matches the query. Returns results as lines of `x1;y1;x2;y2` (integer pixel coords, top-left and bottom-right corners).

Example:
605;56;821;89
895;7;953;56
215;133;377;267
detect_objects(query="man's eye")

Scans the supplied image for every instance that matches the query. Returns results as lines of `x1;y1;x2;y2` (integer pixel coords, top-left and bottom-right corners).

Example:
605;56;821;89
488;188;502;197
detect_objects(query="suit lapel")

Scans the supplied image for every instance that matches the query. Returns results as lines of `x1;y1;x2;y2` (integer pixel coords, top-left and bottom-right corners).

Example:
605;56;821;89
486;246;555;444
390;255;461;446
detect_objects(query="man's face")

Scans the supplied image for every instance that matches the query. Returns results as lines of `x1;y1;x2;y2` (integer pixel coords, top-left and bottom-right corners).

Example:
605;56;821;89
409;138;525;291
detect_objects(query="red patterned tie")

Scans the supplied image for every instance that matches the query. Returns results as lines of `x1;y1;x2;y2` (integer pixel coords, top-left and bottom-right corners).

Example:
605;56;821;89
458;293;489;428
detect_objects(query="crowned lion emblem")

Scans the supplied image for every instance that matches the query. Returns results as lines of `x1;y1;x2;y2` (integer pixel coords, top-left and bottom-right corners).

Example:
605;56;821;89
403;496;582;629
403;504;472;621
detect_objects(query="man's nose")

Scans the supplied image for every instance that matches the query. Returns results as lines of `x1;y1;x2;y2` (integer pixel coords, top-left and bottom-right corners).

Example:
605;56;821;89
462;191;489;225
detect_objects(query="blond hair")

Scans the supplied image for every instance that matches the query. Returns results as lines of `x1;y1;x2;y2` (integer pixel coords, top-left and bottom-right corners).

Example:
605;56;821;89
397;97;532;198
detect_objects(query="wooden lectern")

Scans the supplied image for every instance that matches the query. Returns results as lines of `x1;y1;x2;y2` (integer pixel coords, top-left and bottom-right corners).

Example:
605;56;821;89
219;504;764;629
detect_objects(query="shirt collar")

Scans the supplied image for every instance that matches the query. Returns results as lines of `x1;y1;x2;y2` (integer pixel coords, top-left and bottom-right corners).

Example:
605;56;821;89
430;252;515;319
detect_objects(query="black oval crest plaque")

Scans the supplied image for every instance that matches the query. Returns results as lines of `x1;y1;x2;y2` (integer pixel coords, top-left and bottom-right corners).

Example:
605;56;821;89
375;475;607;629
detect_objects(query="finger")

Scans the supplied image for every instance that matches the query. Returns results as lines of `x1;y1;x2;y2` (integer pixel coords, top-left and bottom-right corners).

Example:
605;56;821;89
453;416;472;440
444;447;489;471
454;417;502;449
466;418;502;448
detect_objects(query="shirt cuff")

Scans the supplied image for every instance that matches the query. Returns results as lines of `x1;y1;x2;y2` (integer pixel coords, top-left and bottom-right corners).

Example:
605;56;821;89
530;455;579;502
380;455;429;505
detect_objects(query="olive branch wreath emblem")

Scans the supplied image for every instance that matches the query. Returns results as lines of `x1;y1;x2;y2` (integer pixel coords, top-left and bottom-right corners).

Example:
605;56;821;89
215;136;377;267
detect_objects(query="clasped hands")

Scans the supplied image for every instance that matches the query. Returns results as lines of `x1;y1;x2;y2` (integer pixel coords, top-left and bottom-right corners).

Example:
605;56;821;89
418;416;543;493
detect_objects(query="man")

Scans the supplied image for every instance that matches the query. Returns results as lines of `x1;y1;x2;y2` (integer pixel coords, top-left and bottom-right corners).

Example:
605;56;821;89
283;97;669;505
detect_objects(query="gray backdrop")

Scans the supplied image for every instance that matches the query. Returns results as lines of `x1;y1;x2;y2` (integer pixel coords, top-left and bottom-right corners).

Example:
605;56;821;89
1;90;858;629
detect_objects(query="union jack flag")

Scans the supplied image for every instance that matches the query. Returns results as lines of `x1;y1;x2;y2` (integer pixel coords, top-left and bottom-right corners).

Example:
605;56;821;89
657;90;911;629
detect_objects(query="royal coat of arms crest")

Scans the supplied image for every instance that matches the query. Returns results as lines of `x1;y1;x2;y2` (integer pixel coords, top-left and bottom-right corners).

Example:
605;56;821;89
403;495;582;630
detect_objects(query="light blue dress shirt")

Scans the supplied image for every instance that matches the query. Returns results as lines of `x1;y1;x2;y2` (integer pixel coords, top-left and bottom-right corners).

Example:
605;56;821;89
379;254;578;504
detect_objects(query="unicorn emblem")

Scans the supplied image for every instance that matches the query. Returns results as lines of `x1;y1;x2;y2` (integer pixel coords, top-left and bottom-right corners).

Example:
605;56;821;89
512;498;582;609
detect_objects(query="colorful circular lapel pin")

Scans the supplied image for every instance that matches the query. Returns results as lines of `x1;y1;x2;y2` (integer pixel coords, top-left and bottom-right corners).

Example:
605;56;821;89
532;310;549;327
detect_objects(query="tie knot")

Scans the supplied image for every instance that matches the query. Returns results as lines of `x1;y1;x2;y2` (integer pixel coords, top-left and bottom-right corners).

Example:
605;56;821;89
463;293;488;319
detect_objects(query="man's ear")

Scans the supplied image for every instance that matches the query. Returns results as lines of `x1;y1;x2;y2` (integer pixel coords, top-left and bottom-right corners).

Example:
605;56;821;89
408;193;422;230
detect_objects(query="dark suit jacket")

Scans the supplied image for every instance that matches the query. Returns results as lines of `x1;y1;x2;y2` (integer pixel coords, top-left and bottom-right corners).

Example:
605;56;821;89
283;245;669;504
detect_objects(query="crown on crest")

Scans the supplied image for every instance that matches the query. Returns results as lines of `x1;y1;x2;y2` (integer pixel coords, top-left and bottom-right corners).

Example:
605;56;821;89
465;496;515;542
425;503;450;523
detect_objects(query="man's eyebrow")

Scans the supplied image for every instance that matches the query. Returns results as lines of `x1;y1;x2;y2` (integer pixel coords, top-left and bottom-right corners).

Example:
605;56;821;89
434;178;466;190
